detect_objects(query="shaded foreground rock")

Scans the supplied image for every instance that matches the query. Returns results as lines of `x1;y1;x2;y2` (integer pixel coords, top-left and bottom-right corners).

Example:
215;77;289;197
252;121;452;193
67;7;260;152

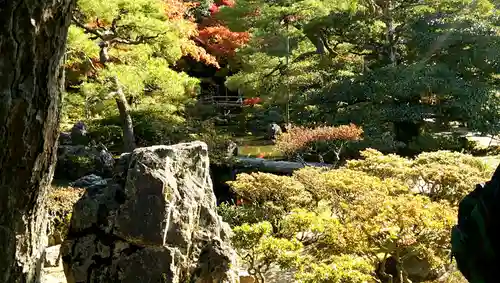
70;174;108;189
54;144;115;180
61;141;238;283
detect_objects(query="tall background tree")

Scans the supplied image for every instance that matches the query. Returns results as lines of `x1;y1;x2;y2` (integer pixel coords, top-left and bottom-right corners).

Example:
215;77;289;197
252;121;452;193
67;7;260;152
65;0;216;152
220;0;500;155
0;0;74;282
61;0;250;152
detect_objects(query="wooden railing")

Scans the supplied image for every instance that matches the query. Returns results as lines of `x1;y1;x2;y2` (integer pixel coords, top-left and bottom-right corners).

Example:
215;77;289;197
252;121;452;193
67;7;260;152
200;95;244;107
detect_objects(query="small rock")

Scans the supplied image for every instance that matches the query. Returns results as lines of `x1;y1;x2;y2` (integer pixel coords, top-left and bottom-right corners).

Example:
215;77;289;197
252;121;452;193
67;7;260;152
225;140;239;160
71;121;89;145
403;255;432;281
268;123;282;141
44;245;61;268
70;174;107;189
59;132;72;145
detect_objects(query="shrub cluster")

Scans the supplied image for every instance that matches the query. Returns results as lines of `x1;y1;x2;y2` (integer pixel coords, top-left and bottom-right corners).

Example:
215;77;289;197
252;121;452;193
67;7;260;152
220;149;493;283
47;185;85;246
88;109;236;164
275;124;363;164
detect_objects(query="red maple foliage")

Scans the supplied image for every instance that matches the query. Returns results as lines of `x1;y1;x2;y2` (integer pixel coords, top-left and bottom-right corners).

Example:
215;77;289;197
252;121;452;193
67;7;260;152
217;0;235;6
210;0;235;15
196;25;249;58
74;0;248;70
242;97;261;106
208;0;235;16
68;0;220;75
192;0;249;61
276;124;364;155
256;152;266;158
209;3;220;14
236;198;249;206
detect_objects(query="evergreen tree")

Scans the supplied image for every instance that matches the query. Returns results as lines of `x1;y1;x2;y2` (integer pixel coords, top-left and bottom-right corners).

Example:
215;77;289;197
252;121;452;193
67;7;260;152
0;0;74;281
221;0;500;153
65;0;217;151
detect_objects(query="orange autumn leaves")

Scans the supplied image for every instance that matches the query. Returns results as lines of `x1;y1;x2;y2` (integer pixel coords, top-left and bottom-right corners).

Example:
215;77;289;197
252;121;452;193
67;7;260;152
169;0;249;66
196;26;249;58
80;0;249;69
196;0;249;61
276;124;364;155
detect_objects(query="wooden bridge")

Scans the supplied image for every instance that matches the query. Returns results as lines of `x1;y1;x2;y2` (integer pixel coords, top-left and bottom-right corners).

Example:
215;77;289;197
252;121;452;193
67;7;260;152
199;95;244;107
198;80;245;108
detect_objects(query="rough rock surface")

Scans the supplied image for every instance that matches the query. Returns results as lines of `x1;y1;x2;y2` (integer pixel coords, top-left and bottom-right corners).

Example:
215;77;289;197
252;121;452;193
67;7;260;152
54;143;115;180
59;122;89;146
61;141;238;283
44;245;62;268
59;132;72;145
70;121;89;145
70;174;108;189
268;123;282;141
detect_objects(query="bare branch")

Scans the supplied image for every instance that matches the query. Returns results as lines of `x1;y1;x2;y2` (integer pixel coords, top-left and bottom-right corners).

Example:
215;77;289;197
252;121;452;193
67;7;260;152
293;51;317;62
72;14;165;45
111;15;121;33
263;62;285;78
96;18;104;29
72;15;103;38
319;29;338;56
110;33;166;45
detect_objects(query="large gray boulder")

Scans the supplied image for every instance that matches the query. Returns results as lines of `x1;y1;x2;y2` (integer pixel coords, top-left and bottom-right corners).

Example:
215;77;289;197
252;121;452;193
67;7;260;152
61;141;238;283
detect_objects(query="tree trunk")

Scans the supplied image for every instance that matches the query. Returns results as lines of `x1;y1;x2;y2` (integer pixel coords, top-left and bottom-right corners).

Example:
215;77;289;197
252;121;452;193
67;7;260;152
112;76;136;152
234;157;332;174
0;1;74;282
384;0;397;66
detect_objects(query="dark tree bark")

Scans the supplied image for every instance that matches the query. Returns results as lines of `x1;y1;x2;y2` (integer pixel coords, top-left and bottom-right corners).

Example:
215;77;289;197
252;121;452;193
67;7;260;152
0;0;74;282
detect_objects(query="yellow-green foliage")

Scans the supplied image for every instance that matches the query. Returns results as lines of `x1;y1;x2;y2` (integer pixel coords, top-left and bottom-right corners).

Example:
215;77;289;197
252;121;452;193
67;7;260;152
228;172;311;210
232;222;303;283
47;185;85;246
295;255;374;283
225;149;490;282
63;0;201;127
346;149;493;205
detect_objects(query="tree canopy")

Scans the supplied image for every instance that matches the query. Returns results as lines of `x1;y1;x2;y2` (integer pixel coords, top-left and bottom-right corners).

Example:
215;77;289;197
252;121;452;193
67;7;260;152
48;0;500;282
219;0;500;153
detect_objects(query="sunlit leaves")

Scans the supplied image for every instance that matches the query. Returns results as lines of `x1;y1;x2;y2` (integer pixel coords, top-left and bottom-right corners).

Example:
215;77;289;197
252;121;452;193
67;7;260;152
77;0;164;19
66;26;100;66
232;222;303;282
276;124;363;156
64;0;219;127
347;149;494;204
220;0;500;149
225;149;491;282
295;255;374;283
227;172;311;209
